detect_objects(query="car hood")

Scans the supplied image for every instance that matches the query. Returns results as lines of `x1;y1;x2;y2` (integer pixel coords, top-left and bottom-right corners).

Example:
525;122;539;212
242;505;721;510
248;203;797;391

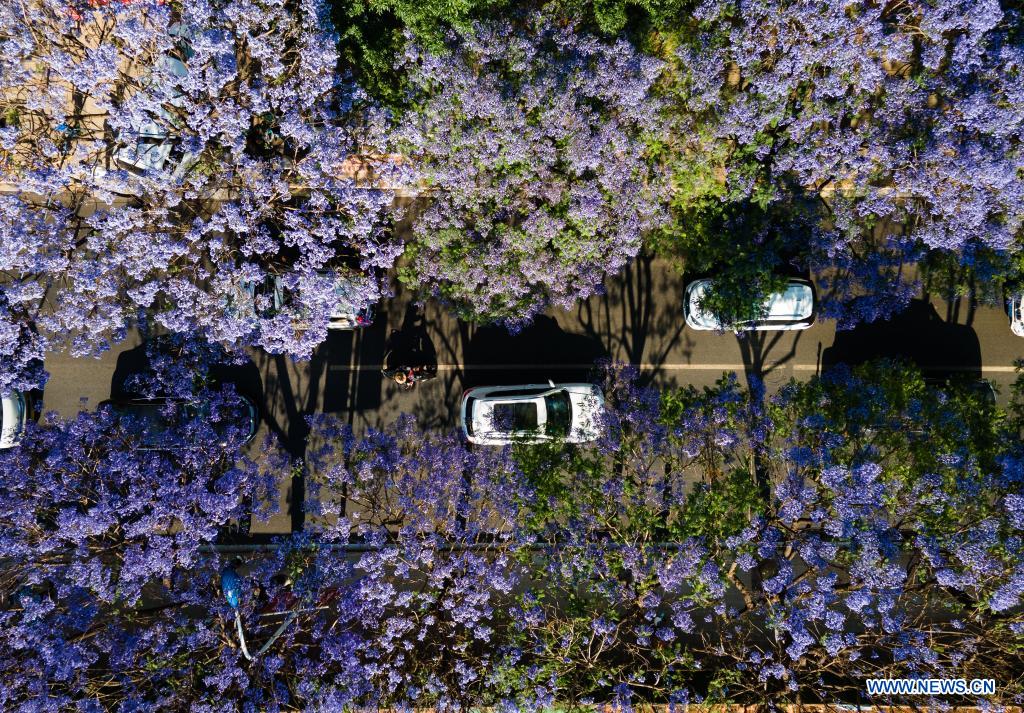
566;388;605;442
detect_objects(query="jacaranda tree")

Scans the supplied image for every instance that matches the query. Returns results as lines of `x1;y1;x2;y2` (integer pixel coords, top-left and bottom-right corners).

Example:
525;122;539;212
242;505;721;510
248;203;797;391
0;383;277;709
4;361;1022;709
660;0;1024;326
0;0;403;373
391;11;670;327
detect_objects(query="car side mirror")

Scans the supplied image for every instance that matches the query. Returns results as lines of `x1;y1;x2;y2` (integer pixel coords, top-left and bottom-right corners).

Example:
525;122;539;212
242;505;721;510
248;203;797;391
548;379;556;388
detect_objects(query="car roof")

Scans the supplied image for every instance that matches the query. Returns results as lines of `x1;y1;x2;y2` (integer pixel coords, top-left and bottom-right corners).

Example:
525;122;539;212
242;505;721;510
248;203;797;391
762;281;815;320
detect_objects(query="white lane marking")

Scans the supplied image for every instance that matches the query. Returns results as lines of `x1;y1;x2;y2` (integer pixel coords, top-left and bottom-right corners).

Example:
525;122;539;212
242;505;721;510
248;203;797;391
330;364;1020;373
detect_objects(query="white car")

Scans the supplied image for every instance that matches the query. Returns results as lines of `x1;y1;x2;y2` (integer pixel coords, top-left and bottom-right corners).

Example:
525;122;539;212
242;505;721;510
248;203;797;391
684;277;816;332
0;391;30;449
460;382;605;446
1007;293;1024;337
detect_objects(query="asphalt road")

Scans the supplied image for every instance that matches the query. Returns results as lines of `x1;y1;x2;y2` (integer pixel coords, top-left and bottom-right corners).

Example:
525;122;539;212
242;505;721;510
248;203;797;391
40;255;1024;533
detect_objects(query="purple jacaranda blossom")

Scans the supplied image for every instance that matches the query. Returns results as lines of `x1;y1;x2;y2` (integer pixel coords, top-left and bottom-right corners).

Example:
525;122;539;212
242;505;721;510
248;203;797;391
0;0;402;373
2;358;1023;706
670;0;1023;327
390;12;669;327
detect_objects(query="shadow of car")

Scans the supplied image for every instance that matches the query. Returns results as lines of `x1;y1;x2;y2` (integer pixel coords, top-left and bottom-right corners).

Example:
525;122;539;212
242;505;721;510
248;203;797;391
821;299;982;378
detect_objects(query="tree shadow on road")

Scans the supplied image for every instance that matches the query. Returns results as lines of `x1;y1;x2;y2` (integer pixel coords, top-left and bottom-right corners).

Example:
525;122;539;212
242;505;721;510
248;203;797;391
321;320;387;416
110;338;263;404
404;314;610;431
258;351;323;534
249;319;384;533
573;253;688;386
462;315;609;386
735;329;805;393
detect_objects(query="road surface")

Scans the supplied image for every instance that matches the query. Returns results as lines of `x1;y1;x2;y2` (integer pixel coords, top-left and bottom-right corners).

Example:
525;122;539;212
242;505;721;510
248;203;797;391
40;255;1024;533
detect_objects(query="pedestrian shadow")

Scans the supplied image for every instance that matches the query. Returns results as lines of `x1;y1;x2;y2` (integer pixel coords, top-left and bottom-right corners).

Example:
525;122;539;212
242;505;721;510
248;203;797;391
382;303;438;372
401;309;471;432
462;315;610;388
822;299;982;378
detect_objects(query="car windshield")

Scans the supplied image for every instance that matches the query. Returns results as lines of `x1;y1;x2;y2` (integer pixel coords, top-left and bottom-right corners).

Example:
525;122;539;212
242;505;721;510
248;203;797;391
544;390;572;436
492;402;539;432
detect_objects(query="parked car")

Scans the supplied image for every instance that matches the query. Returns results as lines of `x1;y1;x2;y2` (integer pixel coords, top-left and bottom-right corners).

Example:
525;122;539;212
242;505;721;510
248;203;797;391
222;273;375;331
1007;293;1024;337
1;391;32;449
684;277;816;332
460;382;605;446
98;394;259;449
114;27;197;177
269;274;375;330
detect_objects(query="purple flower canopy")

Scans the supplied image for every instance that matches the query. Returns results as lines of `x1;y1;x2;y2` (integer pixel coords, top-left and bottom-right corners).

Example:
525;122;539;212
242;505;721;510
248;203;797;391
0;0;401;373
391;12;671;327
676;0;1024;325
1;360;1022;707
2;0;1022;391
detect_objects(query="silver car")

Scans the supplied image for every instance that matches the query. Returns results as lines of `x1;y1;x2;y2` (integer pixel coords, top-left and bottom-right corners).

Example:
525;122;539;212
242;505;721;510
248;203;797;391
0;391;29;449
684;277;816;332
460;382;605;446
1007;293;1024;337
